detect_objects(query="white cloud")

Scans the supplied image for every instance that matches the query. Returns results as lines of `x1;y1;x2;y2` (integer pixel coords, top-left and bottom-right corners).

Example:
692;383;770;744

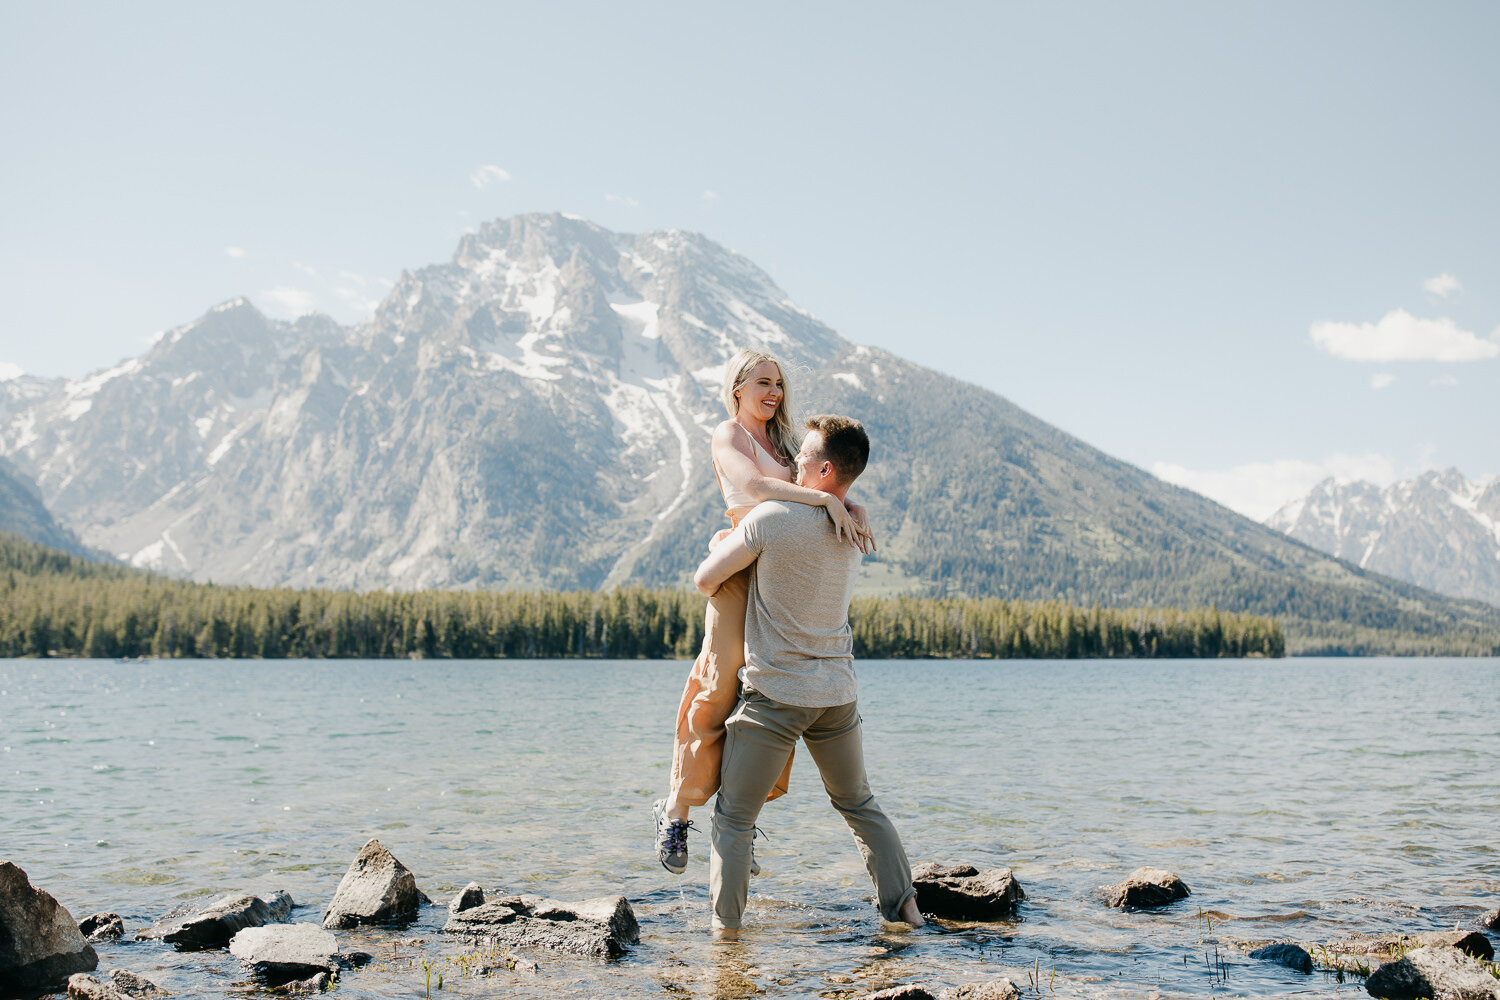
1152;452;1399;522
1371;372;1395;389
225;246;245;259
294;262;321;279
1422;272;1461;297
261;286;318;317
605;193;639;208
334;286;381;314
470;165;511;189
1310;308;1500;362
0;361;23;381
701;189;719;202
1431;374;1459;387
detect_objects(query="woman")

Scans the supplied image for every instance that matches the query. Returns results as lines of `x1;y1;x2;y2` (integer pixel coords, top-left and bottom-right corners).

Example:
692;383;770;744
653;349;873;875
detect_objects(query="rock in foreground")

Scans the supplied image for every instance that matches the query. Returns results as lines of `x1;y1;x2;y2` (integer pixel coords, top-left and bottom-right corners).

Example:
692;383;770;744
1365;945;1500;1000
78;913;125;943
154;890;293;949
863;986;939;1000
443;894;638;959
1477;909;1499;931
911;864;1026;920
229;923;340;984
1103;867;1191;909
1248;943;1313;974
67;969;170;999
0;861;99;990
947;979;1022;1000
1333;931;1494;962
324;840;427;929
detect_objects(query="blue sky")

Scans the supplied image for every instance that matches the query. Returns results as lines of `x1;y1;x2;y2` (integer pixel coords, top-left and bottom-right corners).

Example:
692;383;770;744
2;1;1494;518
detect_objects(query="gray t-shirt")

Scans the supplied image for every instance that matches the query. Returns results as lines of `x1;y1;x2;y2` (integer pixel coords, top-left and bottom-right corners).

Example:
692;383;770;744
739;501;862;708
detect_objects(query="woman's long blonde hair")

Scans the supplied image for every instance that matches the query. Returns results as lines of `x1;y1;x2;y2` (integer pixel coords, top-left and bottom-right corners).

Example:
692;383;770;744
722;349;800;465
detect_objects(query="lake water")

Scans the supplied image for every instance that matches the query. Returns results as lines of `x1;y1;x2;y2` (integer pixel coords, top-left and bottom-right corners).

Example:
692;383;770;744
3;657;1497;999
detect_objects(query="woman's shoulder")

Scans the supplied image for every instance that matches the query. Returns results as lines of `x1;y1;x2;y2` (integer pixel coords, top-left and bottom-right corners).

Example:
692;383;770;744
712;419;753;450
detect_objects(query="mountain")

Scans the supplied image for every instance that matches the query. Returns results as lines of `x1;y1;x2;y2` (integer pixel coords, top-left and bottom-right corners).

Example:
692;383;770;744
3;213;1498;654
0;455;87;556
1267;471;1500;608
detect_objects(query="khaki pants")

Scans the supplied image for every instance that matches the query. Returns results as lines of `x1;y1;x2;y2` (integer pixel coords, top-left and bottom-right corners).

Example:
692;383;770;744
669;564;792;807
710;691;917;929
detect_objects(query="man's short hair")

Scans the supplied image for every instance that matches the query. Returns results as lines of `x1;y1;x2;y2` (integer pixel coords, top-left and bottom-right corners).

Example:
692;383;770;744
804;414;869;485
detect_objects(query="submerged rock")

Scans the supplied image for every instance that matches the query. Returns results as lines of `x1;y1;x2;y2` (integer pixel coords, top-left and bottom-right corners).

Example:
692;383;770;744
1103;867;1191;909
911;864;1025;920
449;882;485;914
229;923;340;984
0;861;99;990
153;890;293;949
443;893;639;959
66;969;170;999
1365;945;1500;1000
947;979;1022;1000
1248;943;1313;974
863;985;940;1000
323;839;427;929
1332;931;1494;961
78;912;125;943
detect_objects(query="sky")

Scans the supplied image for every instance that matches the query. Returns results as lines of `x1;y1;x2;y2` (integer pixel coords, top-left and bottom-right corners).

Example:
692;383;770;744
1;1;1495;520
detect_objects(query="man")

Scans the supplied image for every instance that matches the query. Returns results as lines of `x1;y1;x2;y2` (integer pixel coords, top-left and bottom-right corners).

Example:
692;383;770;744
692;414;925;939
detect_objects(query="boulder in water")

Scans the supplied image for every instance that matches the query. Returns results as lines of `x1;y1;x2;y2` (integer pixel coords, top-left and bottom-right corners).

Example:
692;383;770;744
78;913;124;943
443;893;638;959
0;861;99;990
1332;931;1493;961
1364;945;1500;1000
1477;909;1499;931
152;890;293;949
449;882;485;914
323;840;427;929
1248;943;1313;974
229;923;340;984
66;969;170;999
911;864;1026;920
1103;867;1191;909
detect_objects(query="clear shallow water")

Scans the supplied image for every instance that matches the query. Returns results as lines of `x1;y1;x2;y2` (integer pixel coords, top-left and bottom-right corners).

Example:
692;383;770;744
3;657;1497;999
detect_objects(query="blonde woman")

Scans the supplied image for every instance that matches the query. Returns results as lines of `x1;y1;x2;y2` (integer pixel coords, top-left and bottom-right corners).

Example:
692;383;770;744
653;349;873;874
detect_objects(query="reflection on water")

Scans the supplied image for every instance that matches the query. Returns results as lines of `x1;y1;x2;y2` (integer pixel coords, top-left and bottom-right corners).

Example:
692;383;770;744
3;657;1498;998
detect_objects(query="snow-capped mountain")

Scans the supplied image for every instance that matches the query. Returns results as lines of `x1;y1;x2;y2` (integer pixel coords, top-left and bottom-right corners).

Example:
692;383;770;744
1267;470;1500;607
4;212;1499;654
0;215;845;589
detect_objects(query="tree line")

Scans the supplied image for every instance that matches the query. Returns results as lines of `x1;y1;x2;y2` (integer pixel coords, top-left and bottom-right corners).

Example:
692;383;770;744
1;531;1283;659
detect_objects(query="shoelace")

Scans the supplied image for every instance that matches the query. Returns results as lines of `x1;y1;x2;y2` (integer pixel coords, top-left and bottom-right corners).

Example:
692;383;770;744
660;818;696;853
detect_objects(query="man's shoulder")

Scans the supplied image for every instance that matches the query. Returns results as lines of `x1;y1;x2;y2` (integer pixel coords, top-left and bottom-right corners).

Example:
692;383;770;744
745;501;822;528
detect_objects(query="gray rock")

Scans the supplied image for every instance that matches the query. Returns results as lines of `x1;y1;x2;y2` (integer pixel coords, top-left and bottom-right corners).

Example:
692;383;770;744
1248;943;1313;974
285;971;330;993
1479;909;1499;931
449;882;485;914
1365;945;1500;1000
1333;931;1494;961
911;863;1026;920
229;923;339;984
1103;867;1191;909
863;986;939;1000
67;969;170;999
443;893;639;959
79;912;125;943
323;840;427;929
156;890;294;949
946;979;1021;1000
0;860;99;990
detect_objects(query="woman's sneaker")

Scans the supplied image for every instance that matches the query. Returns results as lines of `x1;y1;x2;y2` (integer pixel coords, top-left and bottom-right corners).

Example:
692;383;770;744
653;799;693;875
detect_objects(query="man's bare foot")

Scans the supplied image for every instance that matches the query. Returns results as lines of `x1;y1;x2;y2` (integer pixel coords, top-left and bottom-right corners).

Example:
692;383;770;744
712;924;741;941
898;897;925;928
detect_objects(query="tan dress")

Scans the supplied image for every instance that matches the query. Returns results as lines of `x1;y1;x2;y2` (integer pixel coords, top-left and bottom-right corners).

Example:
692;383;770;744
668;437;796;807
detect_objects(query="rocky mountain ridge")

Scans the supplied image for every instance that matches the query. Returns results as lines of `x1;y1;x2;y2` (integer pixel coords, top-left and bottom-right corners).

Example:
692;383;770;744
1267;470;1500;607
3;212;1498;653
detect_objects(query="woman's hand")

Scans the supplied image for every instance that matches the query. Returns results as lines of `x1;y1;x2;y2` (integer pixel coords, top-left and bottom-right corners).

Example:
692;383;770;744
823;495;872;554
708;528;732;553
847;501;877;554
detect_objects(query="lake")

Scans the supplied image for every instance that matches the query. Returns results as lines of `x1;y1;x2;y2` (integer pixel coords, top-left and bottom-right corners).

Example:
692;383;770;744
3;657;1497;998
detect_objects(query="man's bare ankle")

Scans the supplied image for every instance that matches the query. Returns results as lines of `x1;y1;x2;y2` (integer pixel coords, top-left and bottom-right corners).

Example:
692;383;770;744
712;924;741;941
898;898;925;927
